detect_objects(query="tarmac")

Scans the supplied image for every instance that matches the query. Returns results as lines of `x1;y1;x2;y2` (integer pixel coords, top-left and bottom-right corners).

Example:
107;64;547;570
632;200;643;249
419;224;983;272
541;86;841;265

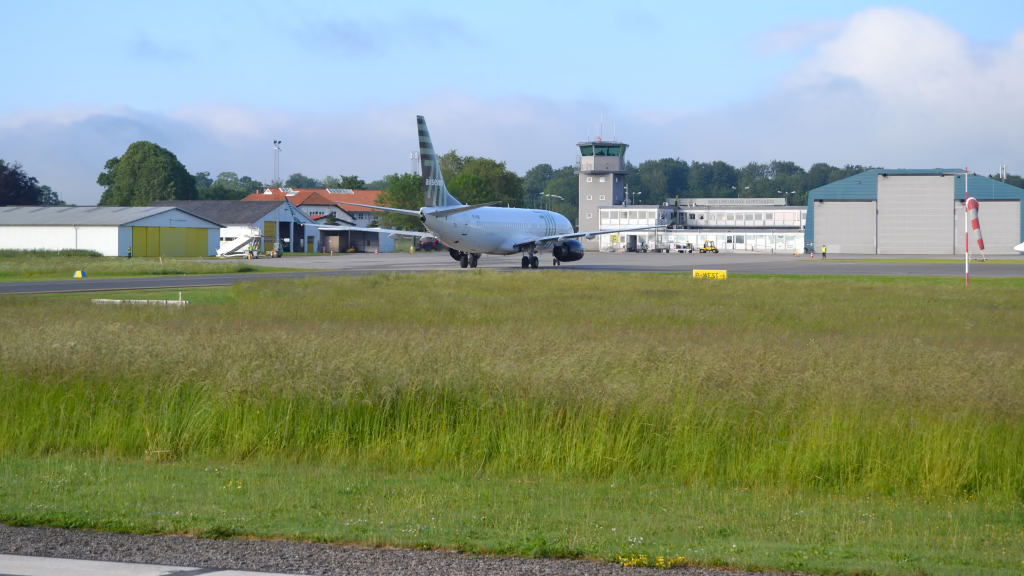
1;251;1022;295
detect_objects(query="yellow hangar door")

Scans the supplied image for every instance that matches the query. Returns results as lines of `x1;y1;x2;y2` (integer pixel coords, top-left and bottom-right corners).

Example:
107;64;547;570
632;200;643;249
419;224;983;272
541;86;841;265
159;228;186;257
131;227;207;257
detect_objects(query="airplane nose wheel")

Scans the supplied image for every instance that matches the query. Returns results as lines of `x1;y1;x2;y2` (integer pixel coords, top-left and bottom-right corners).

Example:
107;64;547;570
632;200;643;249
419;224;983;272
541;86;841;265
553;258;560;266
460;253;469;268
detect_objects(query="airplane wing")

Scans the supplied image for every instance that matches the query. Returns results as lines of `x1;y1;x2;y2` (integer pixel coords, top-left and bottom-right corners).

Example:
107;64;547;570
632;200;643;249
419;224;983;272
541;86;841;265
514;225;667;249
316;225;434;239
334;202;421;217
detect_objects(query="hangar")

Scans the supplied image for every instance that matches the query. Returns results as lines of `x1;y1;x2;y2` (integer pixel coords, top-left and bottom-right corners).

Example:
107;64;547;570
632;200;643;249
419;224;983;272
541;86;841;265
807;169;1024;254
0;206;221;257
154;200;318;253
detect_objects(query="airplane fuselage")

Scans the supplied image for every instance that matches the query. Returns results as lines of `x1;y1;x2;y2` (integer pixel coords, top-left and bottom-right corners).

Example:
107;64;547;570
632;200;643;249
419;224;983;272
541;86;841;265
422;206;574;255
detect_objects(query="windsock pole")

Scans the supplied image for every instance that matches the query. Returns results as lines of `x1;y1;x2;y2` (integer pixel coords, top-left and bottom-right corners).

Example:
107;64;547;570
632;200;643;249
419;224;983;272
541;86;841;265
965;168;969;287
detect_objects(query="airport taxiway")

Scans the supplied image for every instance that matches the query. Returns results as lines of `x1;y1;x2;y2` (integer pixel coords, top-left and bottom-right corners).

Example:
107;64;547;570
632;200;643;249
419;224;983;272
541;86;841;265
1;251;1022;295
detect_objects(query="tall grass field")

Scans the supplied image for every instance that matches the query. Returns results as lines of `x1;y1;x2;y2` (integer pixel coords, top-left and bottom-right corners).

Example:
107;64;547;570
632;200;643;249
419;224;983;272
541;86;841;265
1;272;1022;573
0;249;256;280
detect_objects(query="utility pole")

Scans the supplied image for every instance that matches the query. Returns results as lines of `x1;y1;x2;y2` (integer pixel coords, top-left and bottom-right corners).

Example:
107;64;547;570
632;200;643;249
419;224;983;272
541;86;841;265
273;140;282;184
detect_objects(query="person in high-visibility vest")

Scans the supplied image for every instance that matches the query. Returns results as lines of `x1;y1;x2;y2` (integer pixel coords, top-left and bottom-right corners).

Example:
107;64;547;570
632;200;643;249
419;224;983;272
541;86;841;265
821;244;827;259
127;245;132;259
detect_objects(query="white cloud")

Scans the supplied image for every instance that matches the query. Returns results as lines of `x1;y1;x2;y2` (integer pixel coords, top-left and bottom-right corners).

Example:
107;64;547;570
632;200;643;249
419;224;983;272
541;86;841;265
3;8;1023;205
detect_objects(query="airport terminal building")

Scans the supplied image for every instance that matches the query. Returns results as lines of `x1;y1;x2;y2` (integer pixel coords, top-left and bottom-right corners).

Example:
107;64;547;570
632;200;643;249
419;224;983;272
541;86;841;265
808;169;1024;254
595;198;807;253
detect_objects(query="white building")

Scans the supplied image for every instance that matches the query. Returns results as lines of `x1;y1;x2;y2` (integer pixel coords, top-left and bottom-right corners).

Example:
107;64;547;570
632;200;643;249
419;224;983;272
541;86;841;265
0;206;221;257
597;198;807;253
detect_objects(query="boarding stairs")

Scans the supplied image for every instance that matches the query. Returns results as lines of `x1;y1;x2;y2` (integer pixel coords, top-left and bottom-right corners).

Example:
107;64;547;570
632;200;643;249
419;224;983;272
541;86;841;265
217;229;262;257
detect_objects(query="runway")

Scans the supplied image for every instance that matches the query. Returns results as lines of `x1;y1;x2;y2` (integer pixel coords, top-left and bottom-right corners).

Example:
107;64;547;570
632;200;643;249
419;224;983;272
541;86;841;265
1;251;1022;295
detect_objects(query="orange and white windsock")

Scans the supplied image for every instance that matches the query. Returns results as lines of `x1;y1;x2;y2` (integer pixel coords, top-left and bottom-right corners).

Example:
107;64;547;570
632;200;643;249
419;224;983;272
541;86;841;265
966;197;985;251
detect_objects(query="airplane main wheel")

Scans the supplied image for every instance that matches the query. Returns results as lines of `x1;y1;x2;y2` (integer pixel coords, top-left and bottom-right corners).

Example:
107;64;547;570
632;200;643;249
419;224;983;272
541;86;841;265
470;254;479;268
460;254;469;268
521;256;529;268
530;256;539;269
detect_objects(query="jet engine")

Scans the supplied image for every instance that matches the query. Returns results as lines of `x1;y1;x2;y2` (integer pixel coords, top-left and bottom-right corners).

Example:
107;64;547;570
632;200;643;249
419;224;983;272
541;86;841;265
449;248;463;261
553;240;584;262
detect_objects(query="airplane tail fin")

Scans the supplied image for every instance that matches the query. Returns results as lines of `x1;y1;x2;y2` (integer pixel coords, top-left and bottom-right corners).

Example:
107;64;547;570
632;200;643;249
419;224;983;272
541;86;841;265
417;116;463;207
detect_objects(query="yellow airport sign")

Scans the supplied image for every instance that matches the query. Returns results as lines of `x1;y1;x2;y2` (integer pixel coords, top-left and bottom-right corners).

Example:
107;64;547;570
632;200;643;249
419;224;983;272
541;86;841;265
693;269;727;280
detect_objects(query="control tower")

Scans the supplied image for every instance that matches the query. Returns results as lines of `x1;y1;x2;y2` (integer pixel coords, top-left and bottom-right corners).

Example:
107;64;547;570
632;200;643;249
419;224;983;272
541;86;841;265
577;139;628;249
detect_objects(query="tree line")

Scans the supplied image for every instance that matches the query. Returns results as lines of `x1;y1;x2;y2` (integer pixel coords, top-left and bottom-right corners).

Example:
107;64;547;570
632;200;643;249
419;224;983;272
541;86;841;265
11;139;1024;223
0;160;65;206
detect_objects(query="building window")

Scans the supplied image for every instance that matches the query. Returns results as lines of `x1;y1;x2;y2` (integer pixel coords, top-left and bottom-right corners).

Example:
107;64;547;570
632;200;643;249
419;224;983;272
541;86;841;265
587;195;593;200
599;195;605;201
689;214;695;220
587;177;593;182
586;213;593;219
599;177;606;183
615;177;619;182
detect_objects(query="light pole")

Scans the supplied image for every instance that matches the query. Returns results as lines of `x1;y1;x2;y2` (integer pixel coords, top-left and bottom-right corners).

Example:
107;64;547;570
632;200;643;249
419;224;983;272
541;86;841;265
632;189;641;205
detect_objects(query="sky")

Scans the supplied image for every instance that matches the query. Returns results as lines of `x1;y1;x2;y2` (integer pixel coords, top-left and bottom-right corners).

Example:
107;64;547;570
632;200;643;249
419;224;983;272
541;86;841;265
2;0;1023;204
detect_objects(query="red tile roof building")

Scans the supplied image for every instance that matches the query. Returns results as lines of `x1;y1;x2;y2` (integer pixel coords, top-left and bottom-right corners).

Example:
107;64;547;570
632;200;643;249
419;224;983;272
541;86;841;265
243;188;384;226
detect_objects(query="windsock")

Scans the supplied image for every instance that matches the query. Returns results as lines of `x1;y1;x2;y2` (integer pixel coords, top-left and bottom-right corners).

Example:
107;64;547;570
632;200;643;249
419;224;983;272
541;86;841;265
966;197;985;251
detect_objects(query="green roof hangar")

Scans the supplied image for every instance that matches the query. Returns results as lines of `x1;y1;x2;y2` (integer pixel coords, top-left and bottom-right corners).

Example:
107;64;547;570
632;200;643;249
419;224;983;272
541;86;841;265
806;169;1024;255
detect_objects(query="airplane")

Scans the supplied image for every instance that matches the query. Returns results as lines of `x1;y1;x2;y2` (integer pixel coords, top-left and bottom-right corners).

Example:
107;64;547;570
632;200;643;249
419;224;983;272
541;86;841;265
335;115;665;269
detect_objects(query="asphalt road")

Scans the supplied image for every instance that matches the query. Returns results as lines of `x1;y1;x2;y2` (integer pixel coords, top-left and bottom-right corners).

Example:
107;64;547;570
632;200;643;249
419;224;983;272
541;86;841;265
2;252;1022;295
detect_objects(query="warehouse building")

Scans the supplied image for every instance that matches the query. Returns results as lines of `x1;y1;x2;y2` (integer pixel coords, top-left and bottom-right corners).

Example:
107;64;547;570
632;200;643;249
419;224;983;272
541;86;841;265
154;200;318;253
0;205;221;257
808;169;1024;254
596;198;807;253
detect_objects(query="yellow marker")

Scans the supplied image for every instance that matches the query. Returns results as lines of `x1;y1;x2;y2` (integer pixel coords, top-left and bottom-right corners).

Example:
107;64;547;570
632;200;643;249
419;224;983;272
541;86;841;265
73;270;87;279
692;269;727;280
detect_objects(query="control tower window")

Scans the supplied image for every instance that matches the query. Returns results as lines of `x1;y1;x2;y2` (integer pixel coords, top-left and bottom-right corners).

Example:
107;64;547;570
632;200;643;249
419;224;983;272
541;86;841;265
595;146;623;156
579;145;594;156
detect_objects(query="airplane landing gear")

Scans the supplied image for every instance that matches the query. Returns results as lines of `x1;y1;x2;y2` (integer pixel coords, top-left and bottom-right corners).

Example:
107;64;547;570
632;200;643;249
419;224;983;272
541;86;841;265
469;253;480;268
521;256;529;268
530;256;539;269
552;258;560;266
460;253;469;268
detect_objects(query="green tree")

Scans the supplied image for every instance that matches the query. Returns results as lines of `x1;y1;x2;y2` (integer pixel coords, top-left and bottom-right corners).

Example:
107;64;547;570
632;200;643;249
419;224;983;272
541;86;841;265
194;171;213;195
96;142;196;206
37;185;65;206
97;157;120;204
438;150;465;182
542;165;579;226
0;160;42;205
285;173;322;188
632;159;688;205
366;175;394;190
376;172;423;230
522;163;554;207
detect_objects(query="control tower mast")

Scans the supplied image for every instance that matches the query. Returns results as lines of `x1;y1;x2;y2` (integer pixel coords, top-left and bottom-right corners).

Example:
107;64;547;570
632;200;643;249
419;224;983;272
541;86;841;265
577;138;628;250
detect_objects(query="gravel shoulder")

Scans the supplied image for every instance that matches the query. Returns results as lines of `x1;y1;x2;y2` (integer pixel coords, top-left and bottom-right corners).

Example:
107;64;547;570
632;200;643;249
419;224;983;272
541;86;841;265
0;524;796;576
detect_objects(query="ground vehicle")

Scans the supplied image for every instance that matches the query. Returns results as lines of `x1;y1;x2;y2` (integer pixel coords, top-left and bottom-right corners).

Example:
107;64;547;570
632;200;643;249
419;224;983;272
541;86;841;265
699;241;719;254
674;242;694;253
417;238;443;251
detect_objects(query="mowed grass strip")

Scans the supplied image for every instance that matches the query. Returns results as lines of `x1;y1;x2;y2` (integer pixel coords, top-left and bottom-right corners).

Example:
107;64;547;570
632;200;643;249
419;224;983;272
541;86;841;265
0;249;258;280
2;456;1021;575
1;272;1023;573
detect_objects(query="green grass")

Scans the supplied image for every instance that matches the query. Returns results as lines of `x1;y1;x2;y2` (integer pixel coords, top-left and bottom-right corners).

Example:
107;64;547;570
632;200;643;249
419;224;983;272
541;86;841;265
2;457;1021;575
0;250;260;281
1;272;1023;574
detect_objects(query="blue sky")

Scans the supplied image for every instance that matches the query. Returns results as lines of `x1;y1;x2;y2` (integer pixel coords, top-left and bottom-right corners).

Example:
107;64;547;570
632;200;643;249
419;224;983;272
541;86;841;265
3;1;1023;203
